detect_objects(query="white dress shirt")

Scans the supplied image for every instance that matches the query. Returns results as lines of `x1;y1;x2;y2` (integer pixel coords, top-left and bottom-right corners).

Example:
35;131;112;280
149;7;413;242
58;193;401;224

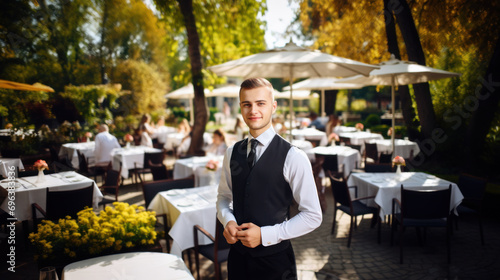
94;131;120;163
217;127;322;247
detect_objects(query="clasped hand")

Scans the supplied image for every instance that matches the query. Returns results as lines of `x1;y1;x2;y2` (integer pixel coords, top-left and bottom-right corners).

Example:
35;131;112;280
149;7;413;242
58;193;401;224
223;220;261;248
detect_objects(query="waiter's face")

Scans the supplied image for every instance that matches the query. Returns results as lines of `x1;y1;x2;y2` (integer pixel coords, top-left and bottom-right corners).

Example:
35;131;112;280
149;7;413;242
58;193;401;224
239;86;277;137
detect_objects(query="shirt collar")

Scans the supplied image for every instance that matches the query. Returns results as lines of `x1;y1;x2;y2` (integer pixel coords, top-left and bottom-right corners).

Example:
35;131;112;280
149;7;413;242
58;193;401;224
249;126;276;147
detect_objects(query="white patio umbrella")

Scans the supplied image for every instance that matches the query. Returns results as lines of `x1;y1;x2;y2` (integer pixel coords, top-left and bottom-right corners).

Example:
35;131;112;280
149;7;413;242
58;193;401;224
211;84;241;98
164;83;212;123
338;55;461;151
208;41;379;140
283;77;364;117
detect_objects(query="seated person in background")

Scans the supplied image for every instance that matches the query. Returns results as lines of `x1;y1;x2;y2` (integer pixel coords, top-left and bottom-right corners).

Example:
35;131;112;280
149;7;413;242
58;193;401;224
204;128;228;156
94;124;120;164
308;112;325;131
177;118;191;136
139;125;153;148
325;114;339;136
176;132;192;157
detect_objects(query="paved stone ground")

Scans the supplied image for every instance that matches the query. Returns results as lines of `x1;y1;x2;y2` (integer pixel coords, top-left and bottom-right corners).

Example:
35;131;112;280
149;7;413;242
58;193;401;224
2;171;500;280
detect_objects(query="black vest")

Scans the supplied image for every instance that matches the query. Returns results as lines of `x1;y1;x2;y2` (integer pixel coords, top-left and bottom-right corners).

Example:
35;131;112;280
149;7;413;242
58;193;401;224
230;134;293;257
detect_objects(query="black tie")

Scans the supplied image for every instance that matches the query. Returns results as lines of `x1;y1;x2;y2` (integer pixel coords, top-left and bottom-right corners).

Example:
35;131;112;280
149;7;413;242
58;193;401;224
247;139;258;168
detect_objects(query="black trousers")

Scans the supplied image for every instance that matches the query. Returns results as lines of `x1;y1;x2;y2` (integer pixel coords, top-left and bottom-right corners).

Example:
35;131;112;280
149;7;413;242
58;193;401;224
227;245;297;280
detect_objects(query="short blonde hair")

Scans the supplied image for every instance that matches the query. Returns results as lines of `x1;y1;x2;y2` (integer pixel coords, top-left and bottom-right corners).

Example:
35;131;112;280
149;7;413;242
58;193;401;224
239;78;274;100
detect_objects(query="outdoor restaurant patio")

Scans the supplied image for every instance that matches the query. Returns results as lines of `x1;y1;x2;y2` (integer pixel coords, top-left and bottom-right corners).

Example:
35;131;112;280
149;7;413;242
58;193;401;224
2;1;500;280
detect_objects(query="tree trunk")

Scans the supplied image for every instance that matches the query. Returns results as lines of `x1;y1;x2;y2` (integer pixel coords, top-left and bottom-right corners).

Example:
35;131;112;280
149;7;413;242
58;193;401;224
324;89;338;116
393;0;436;140
384;0;420;140
464;32;500;172
178;0;208;155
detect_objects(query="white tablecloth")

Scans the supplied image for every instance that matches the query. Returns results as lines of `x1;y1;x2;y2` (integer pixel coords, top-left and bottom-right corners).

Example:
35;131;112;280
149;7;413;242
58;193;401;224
291;128;328;146
148;185;217;257
333;126;357;134
151;126;177;144
111;146;162;179
338;131;384;152
368;139;420;159
173;155;224;180
347;172;463;219
310;146;362;177
59;142;96;169
0;158;24;178
0;171;102;221
61;252;194;280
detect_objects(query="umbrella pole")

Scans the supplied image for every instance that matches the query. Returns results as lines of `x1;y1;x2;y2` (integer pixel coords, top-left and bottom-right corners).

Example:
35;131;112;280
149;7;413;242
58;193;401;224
321;89;325;117
289;68;295;142
391;75;395;154
190;98;194;126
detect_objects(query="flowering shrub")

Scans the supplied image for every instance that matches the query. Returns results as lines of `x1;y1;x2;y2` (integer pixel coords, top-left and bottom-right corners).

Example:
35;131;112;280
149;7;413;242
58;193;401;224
124;133;134;143
29;202;157;261
34;159;49;171
355;123;364;130
206;159;219;171
392;155;406;167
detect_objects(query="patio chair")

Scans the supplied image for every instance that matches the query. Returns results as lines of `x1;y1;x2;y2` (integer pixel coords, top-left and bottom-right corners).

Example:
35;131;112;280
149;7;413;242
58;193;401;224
329;175;380;247
193;219;229;280
76;150;106;182
149;161;169;181
31;184;94;229
99;163;122;207
454;173;487;245
364;163;393;173
364;142;379;165
130;151;165;184
391;184;452;264
321;154;344;179
339;136;352;145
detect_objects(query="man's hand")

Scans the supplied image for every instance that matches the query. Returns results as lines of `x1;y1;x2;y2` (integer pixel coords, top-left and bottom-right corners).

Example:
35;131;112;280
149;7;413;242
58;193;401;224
223;220;239;244
235;222;261;248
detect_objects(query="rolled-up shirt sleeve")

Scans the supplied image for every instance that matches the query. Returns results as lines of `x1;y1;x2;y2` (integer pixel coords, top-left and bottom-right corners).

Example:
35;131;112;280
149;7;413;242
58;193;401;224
260;147;322;246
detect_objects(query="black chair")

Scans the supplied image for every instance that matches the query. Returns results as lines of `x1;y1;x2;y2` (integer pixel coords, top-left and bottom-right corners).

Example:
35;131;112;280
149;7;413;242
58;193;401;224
345;144;361;153
193;219;230;280
320;154;344;179
379;153;393;164
455;173;487;245
329;176;380;247
364;142;379;165
339;136;352;145
391;184;452;264
76;150;106;182
364;163;393;173
131;151;165;184
31;184;94;229
309;139;321;147
150;162;169;181
99;163;122;207
142;177;195;251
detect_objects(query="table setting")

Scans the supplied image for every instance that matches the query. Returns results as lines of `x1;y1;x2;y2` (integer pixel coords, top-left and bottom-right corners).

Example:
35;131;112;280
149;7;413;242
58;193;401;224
367;138;420;159
173;155;224;180
58;141;96;169
291;127;328;146
0;171;103;221
310;145;362;177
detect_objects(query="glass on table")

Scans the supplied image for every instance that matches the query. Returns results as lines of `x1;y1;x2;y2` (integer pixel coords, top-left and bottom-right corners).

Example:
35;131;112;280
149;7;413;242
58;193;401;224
39;266;59;280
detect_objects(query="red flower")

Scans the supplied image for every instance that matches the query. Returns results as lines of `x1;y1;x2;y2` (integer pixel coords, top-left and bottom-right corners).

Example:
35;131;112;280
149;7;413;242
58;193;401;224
34;160;49;171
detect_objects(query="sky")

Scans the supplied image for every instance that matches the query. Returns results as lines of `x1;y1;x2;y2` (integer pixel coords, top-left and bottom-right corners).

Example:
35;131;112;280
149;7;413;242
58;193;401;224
262;0;299;49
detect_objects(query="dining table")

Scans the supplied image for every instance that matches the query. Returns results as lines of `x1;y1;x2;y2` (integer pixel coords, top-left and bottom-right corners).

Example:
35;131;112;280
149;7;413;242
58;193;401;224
338;131;384;152
58;141;96;169
111;146;162;179
310;145;362;177
291;128;328;146
148;185;217;257
0;158;24;178
0;171;103;221
347;172;464;219
61;252;194;280
151;126;177;145
173;155;224;182
368;138;420;159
